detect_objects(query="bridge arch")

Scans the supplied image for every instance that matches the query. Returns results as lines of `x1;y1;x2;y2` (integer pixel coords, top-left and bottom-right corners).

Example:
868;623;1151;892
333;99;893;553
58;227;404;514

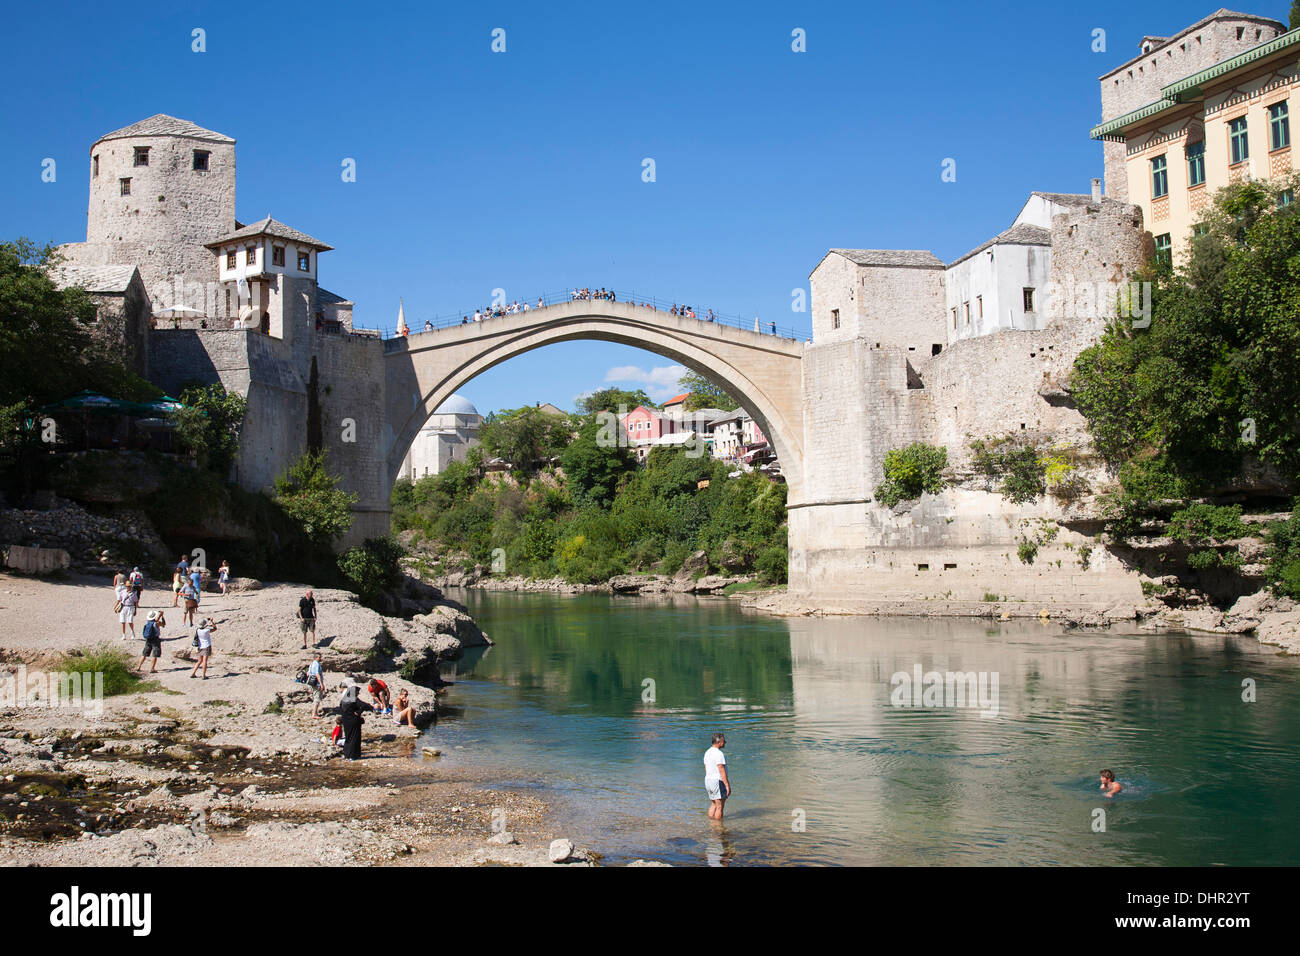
383;300;806;502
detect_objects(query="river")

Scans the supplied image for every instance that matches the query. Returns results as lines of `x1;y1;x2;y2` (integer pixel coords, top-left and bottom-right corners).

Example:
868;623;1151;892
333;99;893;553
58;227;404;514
419;589;1300;866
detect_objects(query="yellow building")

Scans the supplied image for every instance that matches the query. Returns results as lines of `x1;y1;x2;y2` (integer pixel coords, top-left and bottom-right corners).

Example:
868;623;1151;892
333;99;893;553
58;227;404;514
1092;19;1299;263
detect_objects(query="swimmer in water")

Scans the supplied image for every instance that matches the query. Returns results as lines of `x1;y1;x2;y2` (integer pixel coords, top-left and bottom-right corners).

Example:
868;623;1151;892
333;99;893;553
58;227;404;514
1099;768;1122;797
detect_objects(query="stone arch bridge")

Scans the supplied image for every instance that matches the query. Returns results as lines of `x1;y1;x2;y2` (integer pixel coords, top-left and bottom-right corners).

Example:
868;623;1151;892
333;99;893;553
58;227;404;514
382;300;807;502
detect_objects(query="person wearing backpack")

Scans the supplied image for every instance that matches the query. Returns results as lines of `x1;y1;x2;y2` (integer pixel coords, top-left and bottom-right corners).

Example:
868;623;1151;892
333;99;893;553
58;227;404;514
129;566;144;604
189;618;216;680
137;610;165;674
307;652;326;718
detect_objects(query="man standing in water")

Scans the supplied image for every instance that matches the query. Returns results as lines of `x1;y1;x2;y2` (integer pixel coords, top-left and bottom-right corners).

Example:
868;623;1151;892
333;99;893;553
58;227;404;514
704;732;731;820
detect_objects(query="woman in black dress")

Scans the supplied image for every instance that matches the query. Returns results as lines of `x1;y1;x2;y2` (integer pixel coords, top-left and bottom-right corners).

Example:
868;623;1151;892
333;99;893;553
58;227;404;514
338;681;373;760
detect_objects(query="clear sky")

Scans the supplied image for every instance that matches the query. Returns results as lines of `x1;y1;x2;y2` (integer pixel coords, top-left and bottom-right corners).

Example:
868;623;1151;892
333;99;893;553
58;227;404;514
1;0;1285;412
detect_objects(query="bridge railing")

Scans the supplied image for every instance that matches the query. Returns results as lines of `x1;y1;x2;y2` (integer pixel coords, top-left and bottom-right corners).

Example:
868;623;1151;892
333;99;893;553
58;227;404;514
357;289;809;343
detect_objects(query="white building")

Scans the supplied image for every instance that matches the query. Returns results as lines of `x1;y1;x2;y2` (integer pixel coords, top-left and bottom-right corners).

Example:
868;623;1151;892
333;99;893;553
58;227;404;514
399;394;482;480
943;191;1095;343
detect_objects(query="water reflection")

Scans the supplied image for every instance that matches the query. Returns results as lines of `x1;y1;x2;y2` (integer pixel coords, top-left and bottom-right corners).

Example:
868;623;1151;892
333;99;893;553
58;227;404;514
424;591;1300;866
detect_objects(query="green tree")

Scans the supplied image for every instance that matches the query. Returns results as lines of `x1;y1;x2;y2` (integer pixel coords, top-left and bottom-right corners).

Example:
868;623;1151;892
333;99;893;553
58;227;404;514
1072;175;1300;517
479;405;573;468
560;415;635;506
576;387;652;415
273;450;358;549
172;384;246;474
338;537;406;610
678;370;740;412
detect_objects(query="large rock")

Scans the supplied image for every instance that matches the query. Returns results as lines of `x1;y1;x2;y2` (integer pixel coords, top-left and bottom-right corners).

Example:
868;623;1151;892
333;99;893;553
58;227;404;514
548;838;576;863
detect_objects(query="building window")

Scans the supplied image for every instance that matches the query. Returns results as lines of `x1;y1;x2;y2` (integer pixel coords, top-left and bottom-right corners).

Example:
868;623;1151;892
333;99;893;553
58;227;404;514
1186;141;1205;186
1151;154;1168;198
297;250;311;271
963;302;970;326
245;245;257;266
92;155;99;177
1154;233;1172;267
226;249;237;269
976;295;983;319
1192;223;1211;238
1270;102;1290;151
951;308;957;329
133;146;149;167
1229;116;1249;165
272;245;285;266
193;150;210;171
831;308;839;330
119;177;131;196
1022;288;1035;313
1279;189;1295;208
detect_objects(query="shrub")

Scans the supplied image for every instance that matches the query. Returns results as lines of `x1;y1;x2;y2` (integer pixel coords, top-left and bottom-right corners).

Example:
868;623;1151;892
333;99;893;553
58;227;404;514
971;436;1048;504
754;543;788;584
53;644;141;697
172;384;247;475
1266;502;1300;598
273;451;358;549
338;537;406;610
875;443;948;508
1165;503;1250;543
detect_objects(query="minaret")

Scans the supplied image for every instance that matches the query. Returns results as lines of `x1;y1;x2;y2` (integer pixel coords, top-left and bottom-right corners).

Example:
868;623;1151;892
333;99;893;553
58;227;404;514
396;298;409;336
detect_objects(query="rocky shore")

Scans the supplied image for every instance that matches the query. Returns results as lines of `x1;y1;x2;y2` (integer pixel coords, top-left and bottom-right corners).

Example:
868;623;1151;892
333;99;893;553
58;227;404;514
742;588;1300;653
0;570;609;866
416;548;756;597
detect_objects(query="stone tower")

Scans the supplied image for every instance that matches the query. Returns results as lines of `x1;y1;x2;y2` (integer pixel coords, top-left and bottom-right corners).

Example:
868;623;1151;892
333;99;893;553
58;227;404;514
84;114;236;301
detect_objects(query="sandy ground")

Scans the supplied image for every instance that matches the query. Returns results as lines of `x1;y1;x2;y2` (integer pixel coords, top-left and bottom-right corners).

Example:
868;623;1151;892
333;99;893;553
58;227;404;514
0;571;601;866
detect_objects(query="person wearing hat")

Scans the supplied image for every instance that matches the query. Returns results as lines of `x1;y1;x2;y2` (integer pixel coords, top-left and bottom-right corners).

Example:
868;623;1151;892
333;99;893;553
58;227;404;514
136;610;166;674
189;617;216;680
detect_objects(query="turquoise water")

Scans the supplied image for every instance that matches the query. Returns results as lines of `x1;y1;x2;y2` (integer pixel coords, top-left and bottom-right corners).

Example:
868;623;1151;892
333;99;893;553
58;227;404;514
420;590;1300;866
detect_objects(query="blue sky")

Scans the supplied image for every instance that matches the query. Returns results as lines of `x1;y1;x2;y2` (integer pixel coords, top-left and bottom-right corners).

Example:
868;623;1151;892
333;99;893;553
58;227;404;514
1;0;1282;412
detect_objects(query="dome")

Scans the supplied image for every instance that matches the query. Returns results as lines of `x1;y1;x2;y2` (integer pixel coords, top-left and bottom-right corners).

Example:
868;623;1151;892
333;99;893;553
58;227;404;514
434;394;479;417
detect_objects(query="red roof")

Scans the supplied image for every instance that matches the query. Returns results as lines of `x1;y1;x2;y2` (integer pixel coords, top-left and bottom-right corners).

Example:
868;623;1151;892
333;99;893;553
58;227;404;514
663;393;689;406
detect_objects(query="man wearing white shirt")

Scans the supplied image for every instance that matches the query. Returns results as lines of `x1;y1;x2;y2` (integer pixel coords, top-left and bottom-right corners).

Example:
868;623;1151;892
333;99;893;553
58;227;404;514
704;732;731;820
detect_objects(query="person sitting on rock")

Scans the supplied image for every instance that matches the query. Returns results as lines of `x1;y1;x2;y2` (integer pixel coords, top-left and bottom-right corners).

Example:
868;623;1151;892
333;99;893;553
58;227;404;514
392;688;416;728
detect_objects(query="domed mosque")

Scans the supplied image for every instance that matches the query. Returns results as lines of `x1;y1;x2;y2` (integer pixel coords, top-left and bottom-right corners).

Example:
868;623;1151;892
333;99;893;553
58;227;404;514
399;394;482;480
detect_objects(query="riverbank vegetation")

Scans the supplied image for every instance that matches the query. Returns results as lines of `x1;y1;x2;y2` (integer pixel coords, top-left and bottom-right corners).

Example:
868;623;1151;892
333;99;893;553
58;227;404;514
391;404;789;585
1070;178;1300;593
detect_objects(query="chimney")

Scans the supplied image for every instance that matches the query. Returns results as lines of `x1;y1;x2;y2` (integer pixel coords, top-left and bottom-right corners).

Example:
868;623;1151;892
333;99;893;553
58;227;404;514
1091;178;1102;202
